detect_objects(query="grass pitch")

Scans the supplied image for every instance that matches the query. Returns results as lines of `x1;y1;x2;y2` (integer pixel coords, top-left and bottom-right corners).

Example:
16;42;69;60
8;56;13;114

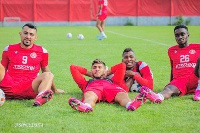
0;26;200;133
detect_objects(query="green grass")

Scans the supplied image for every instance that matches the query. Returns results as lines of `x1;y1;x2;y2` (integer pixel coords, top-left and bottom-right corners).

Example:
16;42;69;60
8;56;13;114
0;26;200;133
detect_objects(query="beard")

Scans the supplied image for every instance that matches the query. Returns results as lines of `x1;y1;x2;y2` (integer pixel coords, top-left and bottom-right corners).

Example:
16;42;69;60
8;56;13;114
92;74;104;79
23;40;31;47
178;42;187;48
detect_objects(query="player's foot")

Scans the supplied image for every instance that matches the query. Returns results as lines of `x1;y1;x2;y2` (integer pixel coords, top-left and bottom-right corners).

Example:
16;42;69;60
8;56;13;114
193;90;200;101
140;86;162;103
68;98;93;113
96;35;106;40
127;92;147;111
33;90;53;106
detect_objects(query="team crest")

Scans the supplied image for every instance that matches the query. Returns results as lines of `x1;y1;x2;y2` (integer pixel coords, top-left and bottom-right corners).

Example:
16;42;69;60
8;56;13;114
174;50;177;53
30;52;37;58
189;49;196;54
14;51;18;54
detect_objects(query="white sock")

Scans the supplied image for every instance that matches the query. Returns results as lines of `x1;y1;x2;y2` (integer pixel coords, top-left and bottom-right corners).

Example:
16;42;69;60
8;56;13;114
37;91;43;96
126;102;131;108
157;93;164;101
84;103;92;108
196;79;200;90
101;31;106;37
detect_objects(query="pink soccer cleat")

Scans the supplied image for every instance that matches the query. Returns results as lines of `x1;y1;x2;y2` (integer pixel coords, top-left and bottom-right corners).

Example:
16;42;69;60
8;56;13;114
127;92;147;111
140;86;162;103
68;98;93;113
193;90;200;101
33;90;53;106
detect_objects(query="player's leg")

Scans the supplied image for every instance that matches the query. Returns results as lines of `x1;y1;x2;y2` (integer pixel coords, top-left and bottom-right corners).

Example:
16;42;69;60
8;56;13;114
159;85;180;99
96;18;106;40
100;20;107;38
68;91;96;112
193;57;200;100
32;72;54;106
194;57;200;77
96;19;103;33
32;72;54;93
100;21;105;32
114;92;131;107
0;63;5;82
112;85;146;111
143;85;180;103
83;91;98;108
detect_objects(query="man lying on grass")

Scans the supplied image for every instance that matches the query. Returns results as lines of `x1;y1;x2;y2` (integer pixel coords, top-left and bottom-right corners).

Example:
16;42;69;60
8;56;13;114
68;59;148;112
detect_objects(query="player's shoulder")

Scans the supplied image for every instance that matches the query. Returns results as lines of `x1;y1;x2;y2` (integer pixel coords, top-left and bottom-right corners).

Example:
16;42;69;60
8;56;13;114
137;61;149;70
3;43;20;51
168;45;178;51
33;44;48;53
189;44;200;48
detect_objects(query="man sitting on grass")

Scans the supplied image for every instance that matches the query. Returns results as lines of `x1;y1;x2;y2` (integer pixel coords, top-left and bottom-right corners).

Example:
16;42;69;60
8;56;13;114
0;23;64;106
135;25;200;105
68;59;148;112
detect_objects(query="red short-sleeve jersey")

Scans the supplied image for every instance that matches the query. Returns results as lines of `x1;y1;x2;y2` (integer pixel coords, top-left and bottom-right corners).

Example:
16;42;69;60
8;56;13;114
1;43;48;82
99;0;108;12
168;44;200;80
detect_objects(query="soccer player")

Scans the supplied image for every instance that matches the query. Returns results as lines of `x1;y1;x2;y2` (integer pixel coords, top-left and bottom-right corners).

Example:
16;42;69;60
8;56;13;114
122;48;153;92
0;23;64;106
140;25;200;103
96;0;108;40
68;59;147;112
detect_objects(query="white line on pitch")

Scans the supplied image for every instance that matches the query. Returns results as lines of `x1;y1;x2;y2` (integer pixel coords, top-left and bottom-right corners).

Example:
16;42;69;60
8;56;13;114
106;30;169;46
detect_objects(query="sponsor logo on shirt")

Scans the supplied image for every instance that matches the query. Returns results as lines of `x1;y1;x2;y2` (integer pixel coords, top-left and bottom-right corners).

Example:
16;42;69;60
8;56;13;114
176;63;196;69
13;65;35;70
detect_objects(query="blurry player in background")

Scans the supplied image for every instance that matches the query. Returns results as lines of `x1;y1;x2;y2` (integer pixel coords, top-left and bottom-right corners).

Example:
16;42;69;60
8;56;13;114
0;23;64;106
68;59;147;112
140;25;200;103
96;0;108;40
122;48;153;92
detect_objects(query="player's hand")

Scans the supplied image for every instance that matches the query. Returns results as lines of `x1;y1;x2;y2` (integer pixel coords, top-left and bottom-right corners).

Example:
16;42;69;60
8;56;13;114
125;70;141;77
55;89;65;94
125;70;134;77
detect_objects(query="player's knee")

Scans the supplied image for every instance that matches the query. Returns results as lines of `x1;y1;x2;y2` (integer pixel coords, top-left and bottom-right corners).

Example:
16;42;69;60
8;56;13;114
96;23;100;28
43;72;54;80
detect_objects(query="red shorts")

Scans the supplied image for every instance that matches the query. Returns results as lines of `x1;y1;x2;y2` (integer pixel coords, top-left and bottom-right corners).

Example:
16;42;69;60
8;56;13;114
168;73;198;96
84;80;126;103
98;11;108;21
0;73;37;99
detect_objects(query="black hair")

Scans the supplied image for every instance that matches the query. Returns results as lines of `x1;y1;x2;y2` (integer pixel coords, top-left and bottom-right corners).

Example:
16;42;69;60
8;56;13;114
92;59;106;66
22;23;37;31
174;25;188;32
122;48;134;56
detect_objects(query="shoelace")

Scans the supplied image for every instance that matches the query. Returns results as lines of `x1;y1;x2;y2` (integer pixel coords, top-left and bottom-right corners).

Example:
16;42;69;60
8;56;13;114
42;92;51;102
137;93;146;104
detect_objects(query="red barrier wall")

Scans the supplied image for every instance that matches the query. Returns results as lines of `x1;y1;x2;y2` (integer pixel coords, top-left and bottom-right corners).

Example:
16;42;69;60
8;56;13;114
0;0;199;22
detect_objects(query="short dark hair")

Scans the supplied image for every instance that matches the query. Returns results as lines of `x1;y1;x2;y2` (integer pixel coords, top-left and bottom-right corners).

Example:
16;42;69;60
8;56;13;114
174;25;188;32
92;59;106;66
122;48;134;56
22;23;37;31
